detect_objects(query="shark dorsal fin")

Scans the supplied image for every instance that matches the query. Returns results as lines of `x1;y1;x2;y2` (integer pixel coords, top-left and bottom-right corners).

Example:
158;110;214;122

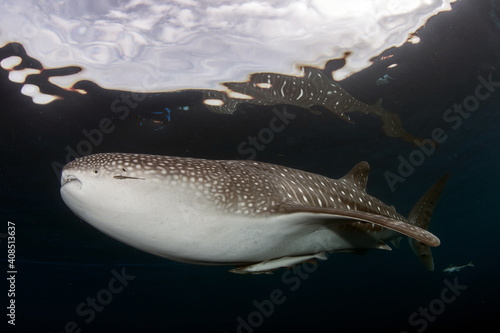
341;161;369;191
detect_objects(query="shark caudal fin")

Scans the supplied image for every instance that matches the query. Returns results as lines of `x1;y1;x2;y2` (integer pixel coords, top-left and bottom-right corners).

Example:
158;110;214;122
408;173;450;271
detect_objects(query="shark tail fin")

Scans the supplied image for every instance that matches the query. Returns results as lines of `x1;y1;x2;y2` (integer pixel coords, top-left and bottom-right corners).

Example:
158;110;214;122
408;173;450;271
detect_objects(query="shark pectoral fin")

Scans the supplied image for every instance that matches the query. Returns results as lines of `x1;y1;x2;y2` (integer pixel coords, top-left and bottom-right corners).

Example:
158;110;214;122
229;253;327;274
277;203;440;247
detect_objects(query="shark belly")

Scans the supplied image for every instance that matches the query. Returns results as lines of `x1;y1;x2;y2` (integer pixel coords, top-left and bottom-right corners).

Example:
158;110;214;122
62;179;375;264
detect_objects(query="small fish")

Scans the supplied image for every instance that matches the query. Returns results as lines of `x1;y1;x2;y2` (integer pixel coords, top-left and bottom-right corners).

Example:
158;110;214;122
165;107;171;121
376;74;396;86
138;107;172;130
443;261;474;273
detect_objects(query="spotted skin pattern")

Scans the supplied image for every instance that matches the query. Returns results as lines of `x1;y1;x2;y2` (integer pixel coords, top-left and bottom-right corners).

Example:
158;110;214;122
63;153;440;247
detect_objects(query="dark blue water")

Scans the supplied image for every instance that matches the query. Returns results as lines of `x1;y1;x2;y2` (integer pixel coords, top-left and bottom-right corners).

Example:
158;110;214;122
1;1;500;332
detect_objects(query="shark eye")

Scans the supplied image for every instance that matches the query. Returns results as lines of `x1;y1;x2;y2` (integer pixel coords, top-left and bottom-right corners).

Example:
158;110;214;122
92;169;100;176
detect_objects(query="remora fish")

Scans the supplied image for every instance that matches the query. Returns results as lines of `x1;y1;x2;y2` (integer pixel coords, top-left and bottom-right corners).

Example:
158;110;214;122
60;153;448;274
443;261;474;274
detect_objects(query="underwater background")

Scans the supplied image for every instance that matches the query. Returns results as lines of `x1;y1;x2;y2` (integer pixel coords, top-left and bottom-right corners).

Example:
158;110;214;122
1;0;500;332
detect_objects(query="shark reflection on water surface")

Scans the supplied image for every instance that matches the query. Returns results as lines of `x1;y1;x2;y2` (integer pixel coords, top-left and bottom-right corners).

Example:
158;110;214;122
202;66;420;144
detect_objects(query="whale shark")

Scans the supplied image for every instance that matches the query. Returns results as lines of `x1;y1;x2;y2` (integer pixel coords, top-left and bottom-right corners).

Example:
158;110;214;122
60;153;448;274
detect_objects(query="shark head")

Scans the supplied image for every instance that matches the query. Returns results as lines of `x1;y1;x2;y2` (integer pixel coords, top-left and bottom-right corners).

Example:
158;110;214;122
61;153;148;223
60;153;198;258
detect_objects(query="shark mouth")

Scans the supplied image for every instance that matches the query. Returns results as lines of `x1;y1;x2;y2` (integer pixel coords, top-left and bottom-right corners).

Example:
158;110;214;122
61;174;82;190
